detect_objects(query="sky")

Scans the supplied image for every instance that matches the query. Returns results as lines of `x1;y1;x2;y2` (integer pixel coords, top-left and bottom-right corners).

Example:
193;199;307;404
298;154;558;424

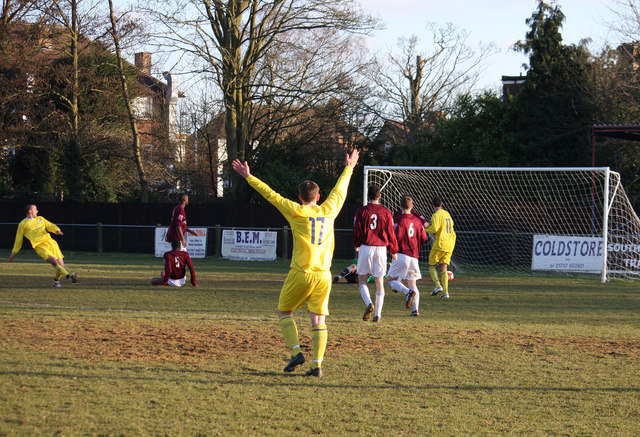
358;0;623;91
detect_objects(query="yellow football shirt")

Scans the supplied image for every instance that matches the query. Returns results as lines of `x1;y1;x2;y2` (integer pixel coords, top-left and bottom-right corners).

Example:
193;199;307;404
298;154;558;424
11;216;61;254
247;166;353;273
425;209;456;252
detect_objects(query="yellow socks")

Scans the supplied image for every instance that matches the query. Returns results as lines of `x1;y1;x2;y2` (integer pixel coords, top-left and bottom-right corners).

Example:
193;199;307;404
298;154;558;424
278;316;301;356
440;270;449;295
279;317;327;369
429;266;441;287
54;264;69;281
311;324;327;369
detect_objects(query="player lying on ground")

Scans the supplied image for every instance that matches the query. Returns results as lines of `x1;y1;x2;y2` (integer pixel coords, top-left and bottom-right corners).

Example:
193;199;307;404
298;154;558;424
151;239;197;287
333;256;380;284
8;204;77;287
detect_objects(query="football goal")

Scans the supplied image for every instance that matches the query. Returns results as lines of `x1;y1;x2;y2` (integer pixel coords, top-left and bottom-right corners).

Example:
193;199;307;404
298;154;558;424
364;166;640;282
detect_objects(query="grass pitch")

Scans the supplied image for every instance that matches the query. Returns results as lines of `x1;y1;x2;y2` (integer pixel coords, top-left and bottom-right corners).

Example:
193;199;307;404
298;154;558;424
1;251;639;436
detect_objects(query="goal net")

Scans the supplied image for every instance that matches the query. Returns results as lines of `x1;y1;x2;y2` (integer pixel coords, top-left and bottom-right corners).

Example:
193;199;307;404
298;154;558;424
364;166;640;282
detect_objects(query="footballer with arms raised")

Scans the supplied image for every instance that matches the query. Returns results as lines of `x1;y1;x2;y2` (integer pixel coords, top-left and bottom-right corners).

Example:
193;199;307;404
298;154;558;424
166;193;197;250
353;184;398;322
151;239;197;287
8;204;77;287
232;149;359;378
387;195;428;316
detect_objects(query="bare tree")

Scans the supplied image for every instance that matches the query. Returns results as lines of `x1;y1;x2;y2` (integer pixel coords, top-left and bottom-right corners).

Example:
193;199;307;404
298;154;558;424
1;0;43;24
375;22;495;134
609;0;640;40
142;0;378;200
106;0;148;201
42;0;108;199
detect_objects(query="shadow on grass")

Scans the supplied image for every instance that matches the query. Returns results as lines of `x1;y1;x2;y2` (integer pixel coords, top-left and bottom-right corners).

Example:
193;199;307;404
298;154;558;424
1;362;639;393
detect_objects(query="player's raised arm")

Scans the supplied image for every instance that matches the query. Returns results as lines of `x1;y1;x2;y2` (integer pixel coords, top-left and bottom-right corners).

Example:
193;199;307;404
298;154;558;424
232;159;251;179
345;149;359;168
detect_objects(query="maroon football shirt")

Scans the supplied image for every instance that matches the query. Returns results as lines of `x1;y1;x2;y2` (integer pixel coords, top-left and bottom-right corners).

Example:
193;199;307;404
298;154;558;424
166;204;187;242
353;203;398;254
162;249;197;286
395;213;428;259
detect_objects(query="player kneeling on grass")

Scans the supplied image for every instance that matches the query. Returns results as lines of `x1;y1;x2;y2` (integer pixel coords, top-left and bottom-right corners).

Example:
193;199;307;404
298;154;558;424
387;195;428;316
151;240;197;287
232;149;359;378
8;204;77;288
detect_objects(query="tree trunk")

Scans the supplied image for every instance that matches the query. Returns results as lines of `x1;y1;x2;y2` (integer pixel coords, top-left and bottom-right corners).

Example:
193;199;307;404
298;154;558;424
68;0;82;200
107;0;148;202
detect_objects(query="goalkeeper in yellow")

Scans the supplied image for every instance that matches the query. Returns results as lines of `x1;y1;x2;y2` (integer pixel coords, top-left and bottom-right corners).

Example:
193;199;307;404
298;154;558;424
425;196;456;299
9;204;77;287
232;149;359;378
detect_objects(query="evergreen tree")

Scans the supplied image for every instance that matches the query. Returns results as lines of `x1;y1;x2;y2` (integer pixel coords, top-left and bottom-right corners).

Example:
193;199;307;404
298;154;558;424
512;0;595;166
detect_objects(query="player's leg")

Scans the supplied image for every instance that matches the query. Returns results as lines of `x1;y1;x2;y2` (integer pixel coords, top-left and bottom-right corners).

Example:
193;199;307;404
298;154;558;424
57;257;77;282
278;271;307;372
373;275;385;321
305;271;332;377
345;271;358;283
43;241;76;283
151;270;166;286
334;263;355;283
369;246;388;322
307;312;326;377
46;255;67;278
440;262;450;298
388;276;410;294
36;243;68;285
407;279;420;315
278;310;304;367
356;246;374;319
405;257;421;312
428;249;443;296
387;253;409;296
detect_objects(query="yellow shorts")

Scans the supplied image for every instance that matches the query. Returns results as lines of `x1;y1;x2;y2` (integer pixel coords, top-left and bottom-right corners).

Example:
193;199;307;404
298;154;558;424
278;269;332;315
34;239;64;262
429;249;452;266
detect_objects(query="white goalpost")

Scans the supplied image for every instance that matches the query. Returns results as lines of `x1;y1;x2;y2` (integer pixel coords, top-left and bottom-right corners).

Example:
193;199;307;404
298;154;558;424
364;166;640;282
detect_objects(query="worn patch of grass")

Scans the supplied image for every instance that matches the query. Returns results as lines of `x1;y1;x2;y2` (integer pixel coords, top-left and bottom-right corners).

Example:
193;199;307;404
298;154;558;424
1;251;639;435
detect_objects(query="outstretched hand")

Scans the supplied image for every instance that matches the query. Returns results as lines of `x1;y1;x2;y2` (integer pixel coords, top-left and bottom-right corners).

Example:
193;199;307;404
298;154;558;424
232;159;251;179
345;149;359;168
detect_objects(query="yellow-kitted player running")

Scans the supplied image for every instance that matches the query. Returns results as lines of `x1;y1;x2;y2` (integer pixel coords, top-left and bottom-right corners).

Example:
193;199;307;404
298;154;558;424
232;150;359;378
9;204;77;287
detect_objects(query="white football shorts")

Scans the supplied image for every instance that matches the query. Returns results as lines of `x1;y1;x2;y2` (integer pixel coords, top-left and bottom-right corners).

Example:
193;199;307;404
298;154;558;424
167;276;186;287
387;253;422;280
356;245;388;277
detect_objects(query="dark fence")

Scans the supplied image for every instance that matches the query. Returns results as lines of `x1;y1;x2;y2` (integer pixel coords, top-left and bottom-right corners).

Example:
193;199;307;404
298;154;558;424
1;201;361;259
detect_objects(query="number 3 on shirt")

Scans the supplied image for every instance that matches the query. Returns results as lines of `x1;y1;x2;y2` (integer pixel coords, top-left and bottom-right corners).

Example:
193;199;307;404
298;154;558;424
369;213;378;230
309;217;326;245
